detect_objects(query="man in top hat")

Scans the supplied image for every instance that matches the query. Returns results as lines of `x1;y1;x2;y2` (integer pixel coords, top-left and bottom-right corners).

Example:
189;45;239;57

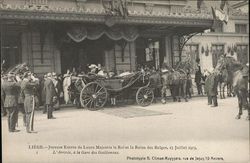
44;72;57;119
1;73;20;132
195;64;203;95
21;72;39;133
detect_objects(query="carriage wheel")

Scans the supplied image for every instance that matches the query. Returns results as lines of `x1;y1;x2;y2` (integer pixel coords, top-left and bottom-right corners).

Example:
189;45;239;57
80;82;108;111
136;87;154;107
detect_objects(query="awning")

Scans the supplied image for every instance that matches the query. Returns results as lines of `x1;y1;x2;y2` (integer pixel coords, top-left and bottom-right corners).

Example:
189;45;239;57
67;25;139;42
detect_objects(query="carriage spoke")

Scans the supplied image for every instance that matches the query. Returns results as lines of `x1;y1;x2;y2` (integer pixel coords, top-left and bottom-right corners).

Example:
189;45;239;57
85;98;93;107
81;94;91;99
137;98;144;103
81;96;91;102
137;94;143;99
82;98;91;103
82;96;91;101
96;87;105;95
88;100;94;108
96;91;106;96
83;100;92;106
94;84;100;93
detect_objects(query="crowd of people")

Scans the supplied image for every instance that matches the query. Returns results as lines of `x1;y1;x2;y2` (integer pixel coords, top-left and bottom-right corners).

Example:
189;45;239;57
1;70;62;133
0;63;116;133
2;59;248;133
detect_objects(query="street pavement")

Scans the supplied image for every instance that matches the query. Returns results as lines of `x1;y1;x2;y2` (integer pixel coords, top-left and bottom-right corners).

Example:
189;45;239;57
2;97;249;163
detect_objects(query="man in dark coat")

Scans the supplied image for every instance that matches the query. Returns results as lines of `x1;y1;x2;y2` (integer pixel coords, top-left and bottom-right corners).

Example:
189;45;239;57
41;74;47;114
1;75;8;116
52;72;61;110
186;69;192;98
195;65;203;95
1;74;20;132
44;73;56;119
21;73;39;133
205;71;219;107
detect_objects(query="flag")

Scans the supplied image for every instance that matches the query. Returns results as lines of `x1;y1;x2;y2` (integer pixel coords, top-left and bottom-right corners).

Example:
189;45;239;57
211;7;228;24
197;0;204;10
220;0;228;11
102;0;128;18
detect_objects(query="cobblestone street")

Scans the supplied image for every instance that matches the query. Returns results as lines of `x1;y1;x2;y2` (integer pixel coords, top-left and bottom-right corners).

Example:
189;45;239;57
2;97;249;163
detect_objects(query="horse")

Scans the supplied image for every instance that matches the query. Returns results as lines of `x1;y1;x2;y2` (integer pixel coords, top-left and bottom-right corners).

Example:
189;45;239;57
215;56;249;120
148;70;162;99
160;68;188;103
68;76;86;108
218;68;234;99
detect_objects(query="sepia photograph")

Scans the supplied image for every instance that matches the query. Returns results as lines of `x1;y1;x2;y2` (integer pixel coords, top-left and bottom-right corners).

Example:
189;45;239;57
1;0;249;163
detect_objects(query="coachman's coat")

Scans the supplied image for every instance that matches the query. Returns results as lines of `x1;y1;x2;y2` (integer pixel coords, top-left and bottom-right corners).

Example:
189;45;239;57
204;73;219;96
43;78;56;105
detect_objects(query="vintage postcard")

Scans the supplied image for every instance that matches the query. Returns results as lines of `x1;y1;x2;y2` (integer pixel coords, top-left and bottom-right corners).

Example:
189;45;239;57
1;0;249;163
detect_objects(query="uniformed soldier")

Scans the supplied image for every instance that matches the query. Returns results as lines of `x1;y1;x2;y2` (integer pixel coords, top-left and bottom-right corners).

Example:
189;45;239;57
21;72;39;133
1;73;20;132
16;74;26;127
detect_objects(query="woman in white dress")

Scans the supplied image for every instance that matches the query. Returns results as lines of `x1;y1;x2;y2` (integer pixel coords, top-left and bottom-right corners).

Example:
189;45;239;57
63;70;71;104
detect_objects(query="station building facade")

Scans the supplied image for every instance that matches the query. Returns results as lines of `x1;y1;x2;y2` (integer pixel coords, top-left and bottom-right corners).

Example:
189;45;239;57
0;0;214;76
184;0;249;72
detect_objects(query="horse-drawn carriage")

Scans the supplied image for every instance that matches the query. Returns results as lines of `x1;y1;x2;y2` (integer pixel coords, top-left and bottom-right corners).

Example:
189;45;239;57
68;71;159;110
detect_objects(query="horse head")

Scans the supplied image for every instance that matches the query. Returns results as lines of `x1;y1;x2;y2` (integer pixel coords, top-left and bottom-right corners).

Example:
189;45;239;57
215;56;227;72
216;56;243;73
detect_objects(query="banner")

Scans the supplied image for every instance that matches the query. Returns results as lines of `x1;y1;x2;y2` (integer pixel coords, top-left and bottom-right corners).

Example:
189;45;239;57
67;25;139;42
211;7;228;24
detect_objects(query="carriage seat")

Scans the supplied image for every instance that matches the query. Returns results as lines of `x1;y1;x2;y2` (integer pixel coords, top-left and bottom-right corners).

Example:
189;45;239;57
98;72;136;90
98;79;124;90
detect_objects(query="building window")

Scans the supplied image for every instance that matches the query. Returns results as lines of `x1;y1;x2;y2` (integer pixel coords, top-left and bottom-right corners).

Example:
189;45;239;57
183;44;199;73
236;45;248;64
212;44;224;68
235;24;247;34
136;38;161;70
1;25;22;72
